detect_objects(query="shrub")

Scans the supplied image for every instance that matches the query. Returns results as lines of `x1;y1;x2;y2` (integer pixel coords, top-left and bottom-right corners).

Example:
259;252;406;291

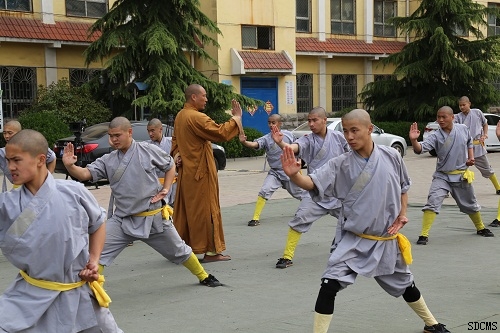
18;111;72;147
374;121;427;144
23;78;112;127
216;127;265;158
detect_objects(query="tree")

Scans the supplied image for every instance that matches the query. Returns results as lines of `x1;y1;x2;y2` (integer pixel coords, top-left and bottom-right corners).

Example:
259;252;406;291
23;79;112;126
360;0;500;121
85;0;258;119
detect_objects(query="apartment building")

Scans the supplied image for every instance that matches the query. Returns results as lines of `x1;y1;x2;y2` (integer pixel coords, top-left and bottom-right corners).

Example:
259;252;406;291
1;1;499;133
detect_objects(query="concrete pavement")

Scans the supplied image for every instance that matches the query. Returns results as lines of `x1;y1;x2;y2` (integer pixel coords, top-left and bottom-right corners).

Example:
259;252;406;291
0;149;499;332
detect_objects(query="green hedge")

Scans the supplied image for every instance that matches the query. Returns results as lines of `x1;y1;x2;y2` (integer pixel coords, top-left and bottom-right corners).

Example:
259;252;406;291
216;127;265;158
374;121;427;145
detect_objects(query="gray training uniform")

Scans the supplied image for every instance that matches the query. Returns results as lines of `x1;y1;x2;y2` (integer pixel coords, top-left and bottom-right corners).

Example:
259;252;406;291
417;123;480;215
310;145;413;297
86;140;192;267
454;108;494;178
288;129;350;233
146;135;177;205
254;130;304;200
0;174;122;332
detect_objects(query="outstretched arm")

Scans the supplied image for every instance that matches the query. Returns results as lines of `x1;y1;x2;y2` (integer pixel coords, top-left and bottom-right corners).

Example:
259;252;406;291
409;122;422;154
239;133;259;149
271;125;299;153
62;142;92;181
281;145;314;190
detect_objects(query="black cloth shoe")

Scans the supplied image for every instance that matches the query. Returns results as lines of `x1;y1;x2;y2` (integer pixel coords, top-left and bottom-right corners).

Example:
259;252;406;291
496;189;500;195
276;258;293;269
247;219;260;226
489;219;500;227
200;274;222;287
424;323;450;333
477;228;494;237
416;236;428;245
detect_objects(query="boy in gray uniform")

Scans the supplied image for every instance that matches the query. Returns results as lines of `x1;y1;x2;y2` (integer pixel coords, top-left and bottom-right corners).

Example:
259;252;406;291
410;106;494;245
0;130;122;332
63;117;221;288
455;96;500;194
239;114;305;226
146;118;176;206
281;109;450;333
271;107;349;268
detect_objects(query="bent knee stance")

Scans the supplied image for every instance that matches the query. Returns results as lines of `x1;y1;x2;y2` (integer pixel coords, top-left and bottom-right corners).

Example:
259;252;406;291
402;282;421;303
314;278;342;315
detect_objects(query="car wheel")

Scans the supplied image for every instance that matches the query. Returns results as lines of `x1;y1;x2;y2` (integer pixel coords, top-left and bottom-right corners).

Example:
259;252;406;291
391;143;404;157
214;158;220;171
429;149;437;157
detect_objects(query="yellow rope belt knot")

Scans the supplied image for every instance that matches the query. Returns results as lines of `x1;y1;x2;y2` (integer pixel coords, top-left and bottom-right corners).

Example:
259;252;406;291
355;233;413;265
158;177;177;185
19;270;111;307
445;169;475;184
472;139;484;147
134;205;173;220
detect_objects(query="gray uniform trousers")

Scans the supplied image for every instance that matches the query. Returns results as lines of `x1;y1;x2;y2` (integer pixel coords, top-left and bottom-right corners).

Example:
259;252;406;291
289;196;340;233
422;177;480;214
259;171;304;200
100;215;192;266
474;154;495;178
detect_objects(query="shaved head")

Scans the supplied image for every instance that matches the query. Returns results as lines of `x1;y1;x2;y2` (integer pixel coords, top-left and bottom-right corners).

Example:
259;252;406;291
268;114;281;122
4;120;22;132
458;96;470;103
109;117;131;131
342;109;372;126
309;106;327;118
148;118;163;128
7;129;48;157
438;106;454;115
185;84;203;101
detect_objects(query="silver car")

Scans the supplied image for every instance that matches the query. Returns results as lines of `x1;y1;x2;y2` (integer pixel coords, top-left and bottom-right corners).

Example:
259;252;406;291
423;113;500;156
291;118;407;157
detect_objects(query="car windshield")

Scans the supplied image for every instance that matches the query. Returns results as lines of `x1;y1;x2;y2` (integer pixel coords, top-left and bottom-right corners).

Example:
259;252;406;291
82;123;109;140
295;120;335;131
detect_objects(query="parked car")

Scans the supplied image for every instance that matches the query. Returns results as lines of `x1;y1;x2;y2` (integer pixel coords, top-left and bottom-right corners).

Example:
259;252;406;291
53;122;227;177
422;113;500;156
291;118;407;157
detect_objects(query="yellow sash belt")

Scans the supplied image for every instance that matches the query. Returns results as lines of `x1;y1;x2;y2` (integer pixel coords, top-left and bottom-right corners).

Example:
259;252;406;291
19;270;111;308
355;233;412;265
134;205;173;220
158;177;177;185
445;169;475;183
472;139;484;146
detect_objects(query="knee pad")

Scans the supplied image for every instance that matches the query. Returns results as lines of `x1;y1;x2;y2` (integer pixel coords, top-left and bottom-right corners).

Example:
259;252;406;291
402;281;421;303
314;279;342;314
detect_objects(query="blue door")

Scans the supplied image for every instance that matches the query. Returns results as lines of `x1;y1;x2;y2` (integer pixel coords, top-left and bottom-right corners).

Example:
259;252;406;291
241;78;278;135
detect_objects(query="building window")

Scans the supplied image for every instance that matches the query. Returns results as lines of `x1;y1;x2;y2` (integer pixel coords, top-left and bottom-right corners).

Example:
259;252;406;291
296;0;311;33
241;26;275;50
0;0;32;11
374;0;396;37
0;67;37;119
69;69;100;87
488;3;500;37
332;74;357;112
331;0;355;35
66;0;107;18
297;73;313;113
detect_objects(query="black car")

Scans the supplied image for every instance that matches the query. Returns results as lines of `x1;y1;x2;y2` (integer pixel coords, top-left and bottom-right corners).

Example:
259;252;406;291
53;121;227;175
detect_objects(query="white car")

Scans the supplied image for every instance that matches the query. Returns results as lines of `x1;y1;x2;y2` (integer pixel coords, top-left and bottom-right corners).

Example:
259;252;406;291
422;113;500;156
291;118;407;157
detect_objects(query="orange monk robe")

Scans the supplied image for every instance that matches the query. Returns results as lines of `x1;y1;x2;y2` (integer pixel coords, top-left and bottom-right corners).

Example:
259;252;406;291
171;103;240;254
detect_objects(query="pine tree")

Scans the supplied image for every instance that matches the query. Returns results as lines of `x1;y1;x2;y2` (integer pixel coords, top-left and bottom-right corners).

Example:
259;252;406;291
85;0;257;119
359;0;500;121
